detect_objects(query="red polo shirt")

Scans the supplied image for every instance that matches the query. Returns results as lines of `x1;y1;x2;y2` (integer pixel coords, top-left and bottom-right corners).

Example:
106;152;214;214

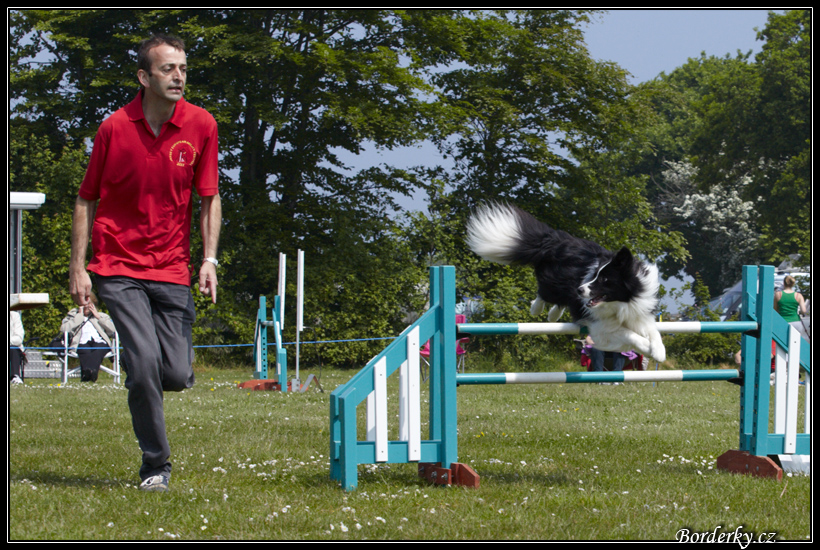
79;91;219;285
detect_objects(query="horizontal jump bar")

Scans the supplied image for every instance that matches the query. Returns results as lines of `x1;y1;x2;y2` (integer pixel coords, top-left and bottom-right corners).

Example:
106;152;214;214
456;369;740;385
456;321;758;336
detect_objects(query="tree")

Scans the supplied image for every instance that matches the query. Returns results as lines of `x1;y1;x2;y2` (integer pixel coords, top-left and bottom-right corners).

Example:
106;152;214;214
689;10;810;269
430;11;610;211
630;53;759;294
11;9;439;364
7;10;484;365
665;160;762;293
9;9;691;367
633;11;810;296
398;11;688;363
8;128;89;343
750;10;811;264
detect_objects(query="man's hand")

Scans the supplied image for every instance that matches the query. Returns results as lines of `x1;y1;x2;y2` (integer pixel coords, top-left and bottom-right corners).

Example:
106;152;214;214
199;261;218;304
69;266;93;307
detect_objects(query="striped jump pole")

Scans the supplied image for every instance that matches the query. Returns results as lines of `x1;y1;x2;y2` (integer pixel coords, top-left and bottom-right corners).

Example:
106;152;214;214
456;369;740;386
457;321;759;337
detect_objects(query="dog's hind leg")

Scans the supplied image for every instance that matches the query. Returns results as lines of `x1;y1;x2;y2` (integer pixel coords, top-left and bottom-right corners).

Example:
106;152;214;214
530;296;546;316
530;296;565;322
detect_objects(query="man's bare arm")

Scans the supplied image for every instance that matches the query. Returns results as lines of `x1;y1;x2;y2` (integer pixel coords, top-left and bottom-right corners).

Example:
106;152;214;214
69;196;97;306
198;193;222;304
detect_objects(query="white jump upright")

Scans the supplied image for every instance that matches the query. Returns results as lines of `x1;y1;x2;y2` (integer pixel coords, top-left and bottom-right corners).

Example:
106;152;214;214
247;252;289;390
365;326;423;463
329;265;810;491
721;265;811;477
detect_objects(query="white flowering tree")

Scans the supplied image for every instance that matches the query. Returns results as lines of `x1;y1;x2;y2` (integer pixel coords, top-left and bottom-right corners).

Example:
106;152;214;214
662;160;761;295
640;11;809;298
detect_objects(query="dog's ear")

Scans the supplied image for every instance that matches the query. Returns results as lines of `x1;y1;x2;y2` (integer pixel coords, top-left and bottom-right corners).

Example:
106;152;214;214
612;247;634;269
611;247;635;273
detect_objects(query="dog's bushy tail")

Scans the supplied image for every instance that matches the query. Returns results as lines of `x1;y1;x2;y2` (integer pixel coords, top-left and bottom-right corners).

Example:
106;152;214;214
466;203;550;266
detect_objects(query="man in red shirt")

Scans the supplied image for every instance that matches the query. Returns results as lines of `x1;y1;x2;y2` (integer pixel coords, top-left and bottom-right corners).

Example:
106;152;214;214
69;34;221;492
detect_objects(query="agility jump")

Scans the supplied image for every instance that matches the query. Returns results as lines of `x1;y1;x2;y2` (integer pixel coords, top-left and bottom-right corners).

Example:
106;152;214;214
242;250;320;393
329;265;810;491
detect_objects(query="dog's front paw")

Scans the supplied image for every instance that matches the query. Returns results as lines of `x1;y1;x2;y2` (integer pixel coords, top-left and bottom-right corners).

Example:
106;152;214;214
649;342;666;363
647;330;666;363
547;305;564;322
530;296;545;316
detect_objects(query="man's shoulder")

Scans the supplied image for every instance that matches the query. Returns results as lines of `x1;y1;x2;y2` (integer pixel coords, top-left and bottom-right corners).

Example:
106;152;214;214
180;98;217;127
97;98;139;133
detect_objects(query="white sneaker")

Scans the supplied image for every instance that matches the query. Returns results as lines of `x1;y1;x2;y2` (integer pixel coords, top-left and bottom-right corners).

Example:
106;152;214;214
139;474;170;492
10;375;23;385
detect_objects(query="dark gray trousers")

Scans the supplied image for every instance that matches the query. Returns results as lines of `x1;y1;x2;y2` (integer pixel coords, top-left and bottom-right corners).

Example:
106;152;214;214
96;276;196;481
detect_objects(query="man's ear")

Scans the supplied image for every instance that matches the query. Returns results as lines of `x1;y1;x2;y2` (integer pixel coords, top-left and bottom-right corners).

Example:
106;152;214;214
137;69;150;89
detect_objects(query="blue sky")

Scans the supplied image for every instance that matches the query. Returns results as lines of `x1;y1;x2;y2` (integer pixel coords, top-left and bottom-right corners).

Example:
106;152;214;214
582;9;775;310
583;9;773;84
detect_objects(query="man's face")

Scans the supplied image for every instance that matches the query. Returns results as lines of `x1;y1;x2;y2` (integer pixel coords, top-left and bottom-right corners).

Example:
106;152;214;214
139;44;187;104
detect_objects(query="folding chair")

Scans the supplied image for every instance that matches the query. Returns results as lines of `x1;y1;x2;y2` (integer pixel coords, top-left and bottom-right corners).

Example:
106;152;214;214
419;314;469;380
59;330;121;384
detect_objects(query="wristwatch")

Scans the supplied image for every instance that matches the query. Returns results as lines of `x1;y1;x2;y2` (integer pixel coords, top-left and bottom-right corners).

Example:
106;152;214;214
203;257;219;268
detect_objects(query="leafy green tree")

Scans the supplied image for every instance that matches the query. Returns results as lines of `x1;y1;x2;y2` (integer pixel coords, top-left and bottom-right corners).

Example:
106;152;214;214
746;10;810;265
403;11;687;363
430;11;611;211
8;10;476;366
9;9;698;369
9;10;144;145
631;10;810;296
664;10;810;292
663;160;763;294
629;53;758;293
9;128;88;343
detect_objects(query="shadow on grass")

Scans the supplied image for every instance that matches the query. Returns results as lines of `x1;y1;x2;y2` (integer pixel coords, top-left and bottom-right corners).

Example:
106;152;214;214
334;464;579;491
10;470;130;489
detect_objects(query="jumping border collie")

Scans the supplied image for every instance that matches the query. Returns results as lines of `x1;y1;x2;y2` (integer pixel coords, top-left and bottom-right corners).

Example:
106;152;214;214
466;202;666;362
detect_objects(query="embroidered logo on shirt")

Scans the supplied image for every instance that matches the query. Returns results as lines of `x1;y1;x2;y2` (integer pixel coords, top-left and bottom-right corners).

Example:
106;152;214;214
169;141;198;167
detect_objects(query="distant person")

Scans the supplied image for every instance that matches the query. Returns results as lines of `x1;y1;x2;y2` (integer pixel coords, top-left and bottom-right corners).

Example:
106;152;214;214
585;335;626;372
10;311;25;385
775;275;809;341
60;293;117;382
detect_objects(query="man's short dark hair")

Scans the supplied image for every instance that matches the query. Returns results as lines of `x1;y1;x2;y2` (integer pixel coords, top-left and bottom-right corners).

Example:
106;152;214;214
137;33;186;74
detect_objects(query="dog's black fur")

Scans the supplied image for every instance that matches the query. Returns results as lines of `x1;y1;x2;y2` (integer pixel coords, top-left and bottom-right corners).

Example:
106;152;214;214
466;202;666;362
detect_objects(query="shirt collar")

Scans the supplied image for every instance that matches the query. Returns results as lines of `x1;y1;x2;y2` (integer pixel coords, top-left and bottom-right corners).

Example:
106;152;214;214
125;89;187;128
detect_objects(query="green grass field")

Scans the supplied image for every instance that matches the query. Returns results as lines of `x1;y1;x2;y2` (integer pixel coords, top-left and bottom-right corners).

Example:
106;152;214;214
9;362;811;541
